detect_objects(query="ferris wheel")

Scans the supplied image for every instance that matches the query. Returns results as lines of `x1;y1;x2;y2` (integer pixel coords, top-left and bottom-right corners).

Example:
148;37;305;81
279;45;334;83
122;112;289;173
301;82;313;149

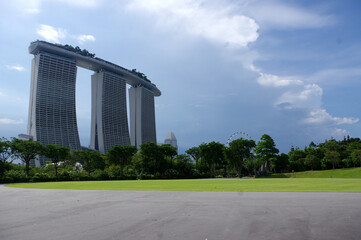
226;132;252;146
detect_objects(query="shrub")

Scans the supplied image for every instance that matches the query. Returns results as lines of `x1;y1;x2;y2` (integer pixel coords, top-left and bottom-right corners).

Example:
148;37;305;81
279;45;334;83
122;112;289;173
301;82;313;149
58;170;71;181
30;172;54;182
4;170;28;183
164;169;179;179
90;169;109;180
69;171;89;181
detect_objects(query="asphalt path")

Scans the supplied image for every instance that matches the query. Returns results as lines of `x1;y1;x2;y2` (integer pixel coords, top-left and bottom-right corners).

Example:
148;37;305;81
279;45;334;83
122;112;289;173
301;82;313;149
1;185;361;240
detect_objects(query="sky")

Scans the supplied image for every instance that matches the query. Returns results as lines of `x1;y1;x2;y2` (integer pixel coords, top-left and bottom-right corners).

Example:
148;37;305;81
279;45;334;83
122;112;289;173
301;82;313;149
0;0;361;154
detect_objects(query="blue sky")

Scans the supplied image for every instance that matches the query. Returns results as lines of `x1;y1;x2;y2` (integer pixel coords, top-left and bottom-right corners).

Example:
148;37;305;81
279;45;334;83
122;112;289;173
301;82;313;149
0;0;361;153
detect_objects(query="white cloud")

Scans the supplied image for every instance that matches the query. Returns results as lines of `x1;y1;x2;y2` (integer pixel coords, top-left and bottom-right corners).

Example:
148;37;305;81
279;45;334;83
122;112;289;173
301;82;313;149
254;69;359;128
329;128;350;139
55;0;102;8
245;1;336;29
304;109;359;126
257;73;303;87
127;0;259;48
6;65;25;72
276;83;323;110
36;24;66;43
11;0;41;14
0;119;24;125
24;8;40;14
76;35;96;44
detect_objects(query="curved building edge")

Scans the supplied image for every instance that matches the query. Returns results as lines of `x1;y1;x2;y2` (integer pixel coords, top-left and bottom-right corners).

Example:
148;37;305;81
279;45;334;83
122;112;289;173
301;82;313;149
28;40;161;96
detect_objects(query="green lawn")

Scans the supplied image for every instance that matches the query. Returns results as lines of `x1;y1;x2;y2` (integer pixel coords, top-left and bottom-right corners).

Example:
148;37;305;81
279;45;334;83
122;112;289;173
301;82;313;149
6;178;361;192
271;167;361;178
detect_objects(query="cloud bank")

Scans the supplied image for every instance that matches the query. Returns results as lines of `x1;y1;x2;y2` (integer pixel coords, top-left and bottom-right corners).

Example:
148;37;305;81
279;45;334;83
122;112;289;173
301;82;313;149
127;0;259;48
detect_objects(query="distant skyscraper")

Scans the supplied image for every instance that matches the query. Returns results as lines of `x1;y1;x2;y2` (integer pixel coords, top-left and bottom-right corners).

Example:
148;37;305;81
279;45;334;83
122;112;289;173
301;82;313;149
164;132;177;149
129;86;157;148
90;70;130;154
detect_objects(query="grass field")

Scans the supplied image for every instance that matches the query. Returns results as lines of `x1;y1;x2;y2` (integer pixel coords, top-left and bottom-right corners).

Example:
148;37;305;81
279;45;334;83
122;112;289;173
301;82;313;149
6;178;361;192
271;167;361;178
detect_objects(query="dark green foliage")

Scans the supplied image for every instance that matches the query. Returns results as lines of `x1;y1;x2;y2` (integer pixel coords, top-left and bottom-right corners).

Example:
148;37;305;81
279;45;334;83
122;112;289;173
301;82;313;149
4;133;361;183
140;142;177;175
62;44;95;57
304;154;320;170
244;155;263;176
324;150;340;169
11;138;44;176
199;142;225;177
351;150;361;167
42;144;70;177
4;169;28;182
186;146;200;168
0;138;12;164
106;145;137;177
173;154;194;178
254;134;279;172
73;150;105;175
131;69;150;82
288;149;306;172
224;138;256;177
271;153;289;173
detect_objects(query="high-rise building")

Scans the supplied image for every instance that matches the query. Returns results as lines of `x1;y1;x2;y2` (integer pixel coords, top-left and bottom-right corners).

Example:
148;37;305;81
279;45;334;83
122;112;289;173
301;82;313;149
25;41;161;166
27;52;81;166
129;86;157;148
164;132;177;149
90;70;130;153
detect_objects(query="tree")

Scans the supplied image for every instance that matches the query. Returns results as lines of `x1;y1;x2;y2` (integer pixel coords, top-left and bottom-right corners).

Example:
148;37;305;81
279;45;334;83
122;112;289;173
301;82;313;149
271;153;289;173
244;155;263;176
107;145;137;177
72;150;104;175
304;154;320;170
139;143;177;175
346;142;361;167
0;138;13;178
199;142;225;177
351;149;361;167
159;144;178;159
42;144;70;177
304;146;322;170
173;154;194;178
140;142;161;174
11;138;43;176
324;150;340;169
186;147;201;168
254;134;279;172
288;149;306;172
0;138;12;163
224;138;255;177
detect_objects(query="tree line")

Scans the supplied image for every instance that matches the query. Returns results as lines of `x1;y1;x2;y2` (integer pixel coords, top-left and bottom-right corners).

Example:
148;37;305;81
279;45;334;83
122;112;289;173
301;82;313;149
1;134;361;183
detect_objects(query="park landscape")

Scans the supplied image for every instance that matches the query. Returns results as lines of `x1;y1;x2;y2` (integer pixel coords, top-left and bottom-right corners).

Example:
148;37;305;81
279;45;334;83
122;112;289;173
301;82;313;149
2;133;361;193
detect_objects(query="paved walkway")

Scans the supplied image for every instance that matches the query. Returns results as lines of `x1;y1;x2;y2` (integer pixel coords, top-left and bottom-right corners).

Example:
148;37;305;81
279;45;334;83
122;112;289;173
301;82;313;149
1;185;361;240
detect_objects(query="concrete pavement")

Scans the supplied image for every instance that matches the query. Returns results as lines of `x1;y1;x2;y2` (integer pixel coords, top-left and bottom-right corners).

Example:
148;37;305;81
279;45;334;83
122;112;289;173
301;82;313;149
1;185;361;240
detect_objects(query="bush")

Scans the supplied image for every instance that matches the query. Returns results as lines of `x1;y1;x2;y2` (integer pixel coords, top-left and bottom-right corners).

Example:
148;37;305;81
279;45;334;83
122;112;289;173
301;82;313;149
164;169;179;179
190;169;201;178
69;171;89;181
105;165;121;179
58;170;71;181
4;170;28;183
90;169;109;180
30;172;55;182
